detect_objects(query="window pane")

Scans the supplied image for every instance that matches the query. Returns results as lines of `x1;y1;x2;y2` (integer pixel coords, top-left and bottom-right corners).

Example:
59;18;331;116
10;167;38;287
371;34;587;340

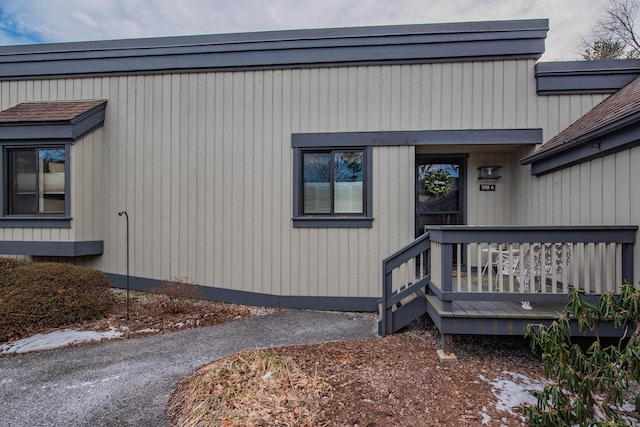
334;151;363;214
6;147;65;215
303;152;331;214
10;150;37;214
40;149;65;213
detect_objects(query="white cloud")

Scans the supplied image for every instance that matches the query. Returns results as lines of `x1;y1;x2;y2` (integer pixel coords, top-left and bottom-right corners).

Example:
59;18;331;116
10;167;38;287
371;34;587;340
0;0;610;60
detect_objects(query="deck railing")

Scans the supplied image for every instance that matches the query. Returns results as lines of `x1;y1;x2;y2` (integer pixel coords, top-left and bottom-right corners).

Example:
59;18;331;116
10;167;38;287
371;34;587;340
379;231;431;336
428;226;638;308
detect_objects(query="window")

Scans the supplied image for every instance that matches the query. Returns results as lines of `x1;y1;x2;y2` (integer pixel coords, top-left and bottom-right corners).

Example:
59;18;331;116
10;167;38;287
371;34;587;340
293;144;372;228
302;150;364;215
5;146;66;216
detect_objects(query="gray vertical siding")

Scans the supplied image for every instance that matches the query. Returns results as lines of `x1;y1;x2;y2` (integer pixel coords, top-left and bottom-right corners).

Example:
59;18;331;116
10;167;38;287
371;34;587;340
0;59;626;299
517;145;640;273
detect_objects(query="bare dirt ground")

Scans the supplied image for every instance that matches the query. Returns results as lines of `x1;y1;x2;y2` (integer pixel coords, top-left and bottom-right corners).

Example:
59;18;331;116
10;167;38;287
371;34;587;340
7;290;547;425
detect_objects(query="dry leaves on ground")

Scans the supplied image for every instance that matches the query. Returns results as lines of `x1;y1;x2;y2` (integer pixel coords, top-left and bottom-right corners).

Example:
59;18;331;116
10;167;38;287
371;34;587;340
167;316;546;427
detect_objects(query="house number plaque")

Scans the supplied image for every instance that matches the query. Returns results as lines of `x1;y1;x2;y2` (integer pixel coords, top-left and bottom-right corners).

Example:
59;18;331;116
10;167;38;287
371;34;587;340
479;184;496;191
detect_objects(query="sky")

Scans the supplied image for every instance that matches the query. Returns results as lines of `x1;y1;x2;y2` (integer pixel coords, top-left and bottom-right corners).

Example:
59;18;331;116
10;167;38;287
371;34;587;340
0;0;612;61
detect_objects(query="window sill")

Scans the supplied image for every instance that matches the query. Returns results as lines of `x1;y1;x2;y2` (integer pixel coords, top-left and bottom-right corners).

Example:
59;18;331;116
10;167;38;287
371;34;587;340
292;217;373;228
0;240;103;256
0;217;72;228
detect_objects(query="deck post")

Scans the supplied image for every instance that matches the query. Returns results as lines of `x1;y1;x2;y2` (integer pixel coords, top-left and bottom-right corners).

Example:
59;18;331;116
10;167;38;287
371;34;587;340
381;268;393;336
440;243;453;311
622;242;634;285
442;334;453;354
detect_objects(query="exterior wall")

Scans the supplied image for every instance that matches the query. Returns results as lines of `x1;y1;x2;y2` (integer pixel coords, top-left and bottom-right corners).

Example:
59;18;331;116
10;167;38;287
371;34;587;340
516;145;640;273
0;58;604;301
71;128;104;243
514;93;612;226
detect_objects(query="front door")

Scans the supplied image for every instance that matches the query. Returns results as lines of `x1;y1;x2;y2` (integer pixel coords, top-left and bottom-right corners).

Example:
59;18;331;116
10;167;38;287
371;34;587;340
416;155;466;237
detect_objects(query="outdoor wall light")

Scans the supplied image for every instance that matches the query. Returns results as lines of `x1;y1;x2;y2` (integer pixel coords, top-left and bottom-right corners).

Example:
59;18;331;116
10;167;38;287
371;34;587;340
478;165;502;179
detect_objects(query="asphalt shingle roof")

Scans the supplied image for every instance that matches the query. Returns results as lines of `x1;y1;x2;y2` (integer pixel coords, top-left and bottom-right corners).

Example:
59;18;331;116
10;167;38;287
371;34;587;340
0;100;106;123
538;75;640;153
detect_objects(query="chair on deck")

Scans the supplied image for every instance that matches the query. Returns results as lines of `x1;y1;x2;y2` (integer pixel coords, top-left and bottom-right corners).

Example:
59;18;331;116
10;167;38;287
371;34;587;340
496;245;534;310
497;243;573;310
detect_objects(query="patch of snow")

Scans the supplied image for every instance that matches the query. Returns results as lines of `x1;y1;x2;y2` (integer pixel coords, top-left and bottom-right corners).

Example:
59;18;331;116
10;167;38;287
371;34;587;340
262;372;273;380
488;371;542;414
480;406;491;424
478;370;543;423
172;322;185;328
0;328;123;354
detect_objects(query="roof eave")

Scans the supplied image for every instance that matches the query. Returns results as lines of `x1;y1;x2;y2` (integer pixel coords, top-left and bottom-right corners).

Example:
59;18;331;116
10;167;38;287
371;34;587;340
520;111;640;175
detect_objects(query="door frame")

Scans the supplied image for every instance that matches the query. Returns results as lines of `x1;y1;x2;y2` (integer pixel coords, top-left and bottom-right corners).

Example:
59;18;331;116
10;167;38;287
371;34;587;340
415;153;468;237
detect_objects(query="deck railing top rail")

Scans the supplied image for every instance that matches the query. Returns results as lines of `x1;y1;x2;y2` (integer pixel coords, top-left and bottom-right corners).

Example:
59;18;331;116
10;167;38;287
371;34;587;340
427;225;638;244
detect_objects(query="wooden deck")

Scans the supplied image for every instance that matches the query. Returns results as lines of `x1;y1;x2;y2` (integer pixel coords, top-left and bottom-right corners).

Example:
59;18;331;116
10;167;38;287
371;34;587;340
425;294;623;339
379;226;637;354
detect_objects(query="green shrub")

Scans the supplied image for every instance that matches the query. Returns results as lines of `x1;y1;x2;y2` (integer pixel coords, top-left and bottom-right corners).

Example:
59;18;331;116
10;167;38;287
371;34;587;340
524;283;640;426
0;258;115;342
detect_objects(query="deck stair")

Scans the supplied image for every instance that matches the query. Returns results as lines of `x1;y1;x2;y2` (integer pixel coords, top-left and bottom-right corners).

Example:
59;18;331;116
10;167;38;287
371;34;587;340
378;232;431;336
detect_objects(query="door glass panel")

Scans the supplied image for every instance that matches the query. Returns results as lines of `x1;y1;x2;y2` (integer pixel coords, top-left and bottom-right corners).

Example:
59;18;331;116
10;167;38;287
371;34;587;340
416;159;464;236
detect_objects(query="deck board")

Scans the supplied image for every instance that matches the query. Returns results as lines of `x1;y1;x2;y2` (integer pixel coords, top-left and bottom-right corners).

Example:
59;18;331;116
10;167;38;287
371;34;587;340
425;293;621;337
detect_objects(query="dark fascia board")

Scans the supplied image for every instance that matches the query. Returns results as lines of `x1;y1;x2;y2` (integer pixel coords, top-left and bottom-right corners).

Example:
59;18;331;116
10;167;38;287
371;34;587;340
521;111;640;175
535;60;640;95
292;129;542;148
0;240;104;256
106;273;378;311
0;101;106;141
0;20;548;79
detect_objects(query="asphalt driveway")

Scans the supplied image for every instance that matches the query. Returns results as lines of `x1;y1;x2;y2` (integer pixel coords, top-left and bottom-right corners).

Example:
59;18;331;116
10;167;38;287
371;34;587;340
0;311;378;426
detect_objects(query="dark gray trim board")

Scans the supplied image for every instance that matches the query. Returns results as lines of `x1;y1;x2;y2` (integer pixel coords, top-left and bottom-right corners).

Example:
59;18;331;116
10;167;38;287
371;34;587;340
293;129;542;148
535;60;640;95
0;20;548;79
106;273;378;312
426;225;638;244
0;218;72;228
0;240;104;256
521;113;640;175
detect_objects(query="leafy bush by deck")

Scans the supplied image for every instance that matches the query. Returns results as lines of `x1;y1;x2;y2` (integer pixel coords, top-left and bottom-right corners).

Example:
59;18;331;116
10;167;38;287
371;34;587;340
0;258;115;342
524;283;640;426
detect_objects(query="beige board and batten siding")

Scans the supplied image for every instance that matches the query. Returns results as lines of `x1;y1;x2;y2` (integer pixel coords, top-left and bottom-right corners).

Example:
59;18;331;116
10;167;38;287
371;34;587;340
516;144;640;278
1;58;547;299
515;93;615;227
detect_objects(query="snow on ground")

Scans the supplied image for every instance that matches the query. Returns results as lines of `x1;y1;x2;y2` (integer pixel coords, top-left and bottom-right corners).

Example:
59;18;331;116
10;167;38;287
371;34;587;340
0;328;123;354
479;370;544;424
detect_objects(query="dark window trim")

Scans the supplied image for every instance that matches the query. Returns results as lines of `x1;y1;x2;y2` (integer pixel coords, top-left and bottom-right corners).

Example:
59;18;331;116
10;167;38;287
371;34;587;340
0;240;102;256
293;145;373;228
0;141;72;227
293;129;542;147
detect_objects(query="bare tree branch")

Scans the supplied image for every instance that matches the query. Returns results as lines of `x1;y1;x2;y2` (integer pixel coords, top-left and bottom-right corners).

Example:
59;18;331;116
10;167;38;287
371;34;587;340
580;0;640;59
